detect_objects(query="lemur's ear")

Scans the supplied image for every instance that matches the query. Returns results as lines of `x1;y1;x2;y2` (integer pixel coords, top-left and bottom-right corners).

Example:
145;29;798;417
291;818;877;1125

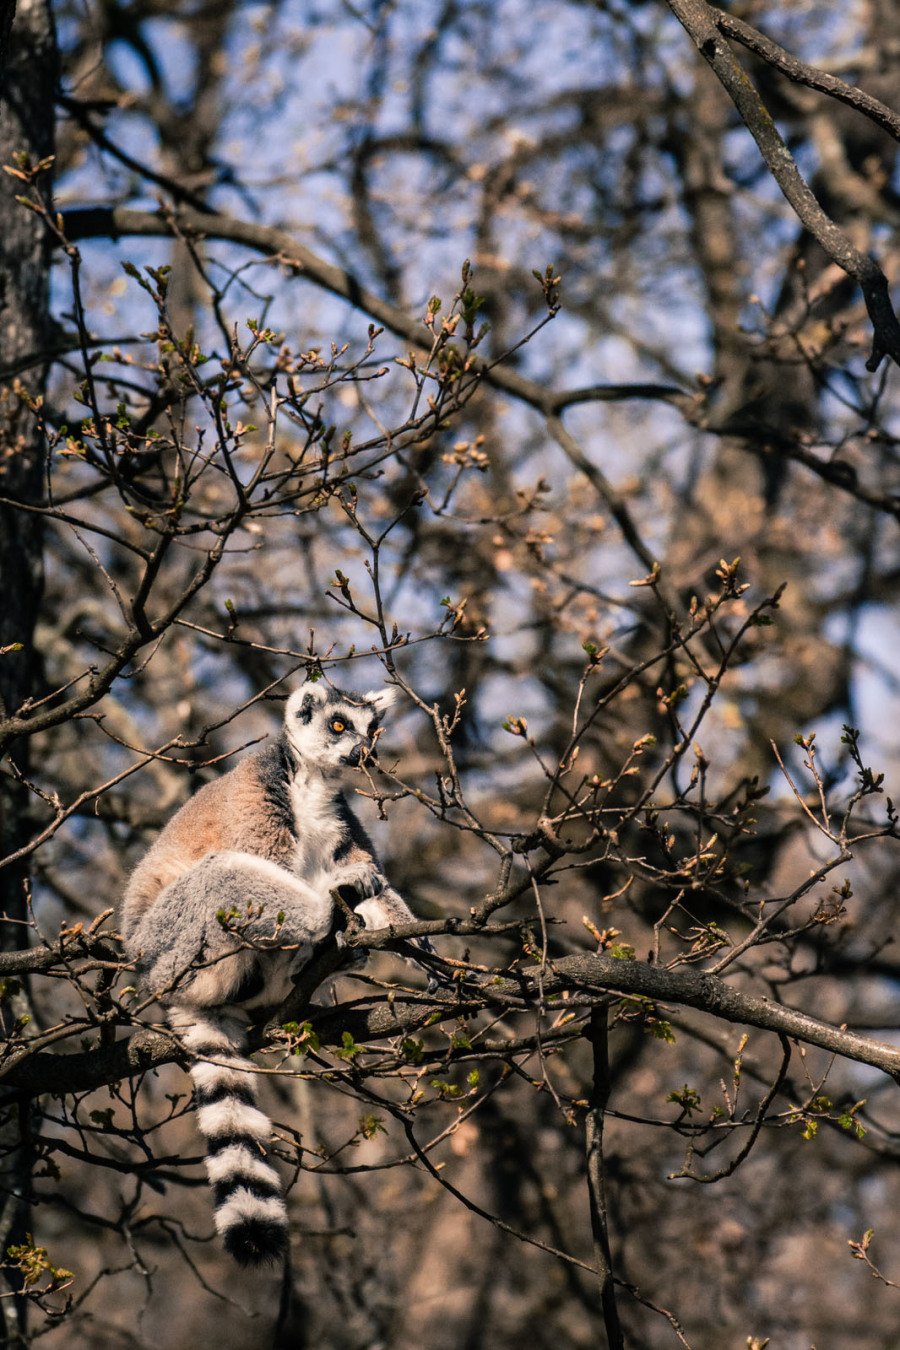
364;687;398;715
286;682;328;725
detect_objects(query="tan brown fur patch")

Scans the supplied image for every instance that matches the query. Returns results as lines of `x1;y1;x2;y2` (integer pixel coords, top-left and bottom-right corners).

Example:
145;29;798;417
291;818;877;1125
122;748;298;937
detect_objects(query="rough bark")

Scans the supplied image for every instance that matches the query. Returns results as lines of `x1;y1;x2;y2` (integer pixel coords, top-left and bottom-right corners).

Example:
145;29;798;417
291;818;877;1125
0;0;55;1337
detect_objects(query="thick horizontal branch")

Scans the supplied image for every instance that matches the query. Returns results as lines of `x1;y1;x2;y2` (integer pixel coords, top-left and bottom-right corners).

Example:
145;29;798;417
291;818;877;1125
1;1026;185;1096
0;929;117;976
4;948;900;1097
321;952;900;1080
707;413;900;519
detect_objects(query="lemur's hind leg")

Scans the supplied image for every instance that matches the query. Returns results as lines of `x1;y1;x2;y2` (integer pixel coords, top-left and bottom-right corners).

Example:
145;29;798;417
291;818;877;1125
129;851;335;1007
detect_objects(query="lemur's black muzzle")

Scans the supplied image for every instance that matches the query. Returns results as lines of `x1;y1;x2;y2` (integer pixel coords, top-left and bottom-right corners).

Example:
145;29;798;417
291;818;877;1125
347;738;376;767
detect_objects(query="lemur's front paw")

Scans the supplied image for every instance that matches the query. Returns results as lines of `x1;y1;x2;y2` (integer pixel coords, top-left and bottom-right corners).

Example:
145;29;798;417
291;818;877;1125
330;863;386;906
334;928;367;966
405;936;446;992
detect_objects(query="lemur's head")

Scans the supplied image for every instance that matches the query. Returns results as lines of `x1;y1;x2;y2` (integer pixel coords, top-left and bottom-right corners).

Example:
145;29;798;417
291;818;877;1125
284;681;396;775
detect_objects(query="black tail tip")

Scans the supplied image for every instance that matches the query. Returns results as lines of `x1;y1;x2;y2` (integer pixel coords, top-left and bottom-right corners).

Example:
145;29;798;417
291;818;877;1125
224;1220;289;1267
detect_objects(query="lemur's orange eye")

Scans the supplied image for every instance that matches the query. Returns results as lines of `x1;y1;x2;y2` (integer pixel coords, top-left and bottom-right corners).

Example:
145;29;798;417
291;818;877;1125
331;718;345;733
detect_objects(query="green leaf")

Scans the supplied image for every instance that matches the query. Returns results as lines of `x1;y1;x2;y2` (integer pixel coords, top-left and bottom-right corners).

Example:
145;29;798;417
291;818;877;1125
430;1077;462;1099
359;1114;386;1139
334;1030;361;1061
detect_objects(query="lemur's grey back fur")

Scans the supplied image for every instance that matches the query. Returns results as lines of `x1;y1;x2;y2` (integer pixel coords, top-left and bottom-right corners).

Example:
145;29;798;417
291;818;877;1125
123;681;426;1266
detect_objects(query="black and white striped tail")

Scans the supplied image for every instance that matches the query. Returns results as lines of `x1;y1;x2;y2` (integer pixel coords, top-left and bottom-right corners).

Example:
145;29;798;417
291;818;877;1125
170;1007;289;1267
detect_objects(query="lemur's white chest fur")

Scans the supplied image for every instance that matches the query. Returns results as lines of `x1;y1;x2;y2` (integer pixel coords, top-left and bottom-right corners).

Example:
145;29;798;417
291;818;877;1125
289;771;344;890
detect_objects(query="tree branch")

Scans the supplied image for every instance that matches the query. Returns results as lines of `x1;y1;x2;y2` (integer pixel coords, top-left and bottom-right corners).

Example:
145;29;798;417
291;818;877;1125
711;7;900;143
61;203;690;416
585;1003;625;1350
667;0;900;371
4;946;900;1097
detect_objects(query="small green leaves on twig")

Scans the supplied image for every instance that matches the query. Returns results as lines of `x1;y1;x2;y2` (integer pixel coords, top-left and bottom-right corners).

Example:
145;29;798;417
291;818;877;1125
628;561;662;588
714;556;748;600
3;1233;74;1294
279;1021;320;1057
531;263;562;313
666;1084;702;1117
3;151;55;182
332;569;352;600
333;1031;362;1061
848;1228;900;1289
581;640;608;666
502;715;528;736
841;725;885;797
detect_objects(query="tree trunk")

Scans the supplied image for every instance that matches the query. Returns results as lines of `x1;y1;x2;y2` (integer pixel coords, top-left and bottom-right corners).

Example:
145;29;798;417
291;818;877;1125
0;0;56;1338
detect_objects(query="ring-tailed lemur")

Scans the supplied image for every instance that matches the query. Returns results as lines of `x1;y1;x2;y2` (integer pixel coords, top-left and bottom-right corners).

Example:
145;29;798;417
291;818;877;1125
122;680;428;1267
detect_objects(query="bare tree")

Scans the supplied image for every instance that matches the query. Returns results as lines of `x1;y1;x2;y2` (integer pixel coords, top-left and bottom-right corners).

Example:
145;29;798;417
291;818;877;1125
3;2;900;1347
0;0;55;1339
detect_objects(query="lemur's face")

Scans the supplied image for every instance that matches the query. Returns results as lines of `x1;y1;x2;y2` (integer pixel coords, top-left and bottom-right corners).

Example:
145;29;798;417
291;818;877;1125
284;683;396;774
